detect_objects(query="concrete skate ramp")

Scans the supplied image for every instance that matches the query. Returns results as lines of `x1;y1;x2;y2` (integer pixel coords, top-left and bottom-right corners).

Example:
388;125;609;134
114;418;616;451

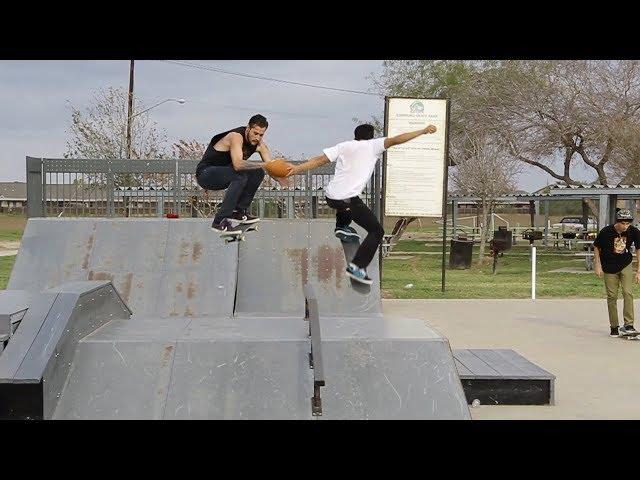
53;315;469;419
0;281;131;419
6;218;468;419
8;218;237;318
234;219;381;317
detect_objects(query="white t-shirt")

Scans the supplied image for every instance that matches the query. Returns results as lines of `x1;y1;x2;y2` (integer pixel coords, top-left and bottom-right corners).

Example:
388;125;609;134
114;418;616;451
323;137;386;200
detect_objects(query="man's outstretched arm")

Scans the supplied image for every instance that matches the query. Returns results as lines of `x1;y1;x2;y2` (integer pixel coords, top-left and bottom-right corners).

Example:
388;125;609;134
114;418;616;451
285;154;330;176
384;124;437;149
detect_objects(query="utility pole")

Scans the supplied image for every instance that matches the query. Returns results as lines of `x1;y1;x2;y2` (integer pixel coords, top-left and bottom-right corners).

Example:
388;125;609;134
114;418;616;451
125;60;135;159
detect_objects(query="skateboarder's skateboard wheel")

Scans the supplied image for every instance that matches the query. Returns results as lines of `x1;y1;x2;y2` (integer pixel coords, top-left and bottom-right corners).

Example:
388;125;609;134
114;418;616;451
224;234;246;243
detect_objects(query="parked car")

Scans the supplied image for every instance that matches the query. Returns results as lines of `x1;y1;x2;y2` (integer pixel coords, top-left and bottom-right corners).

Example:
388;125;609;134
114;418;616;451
552;216;598;231
552;216;598;239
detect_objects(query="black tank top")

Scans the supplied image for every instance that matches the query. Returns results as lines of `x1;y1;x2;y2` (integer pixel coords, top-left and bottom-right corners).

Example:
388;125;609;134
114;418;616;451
196;126;258;173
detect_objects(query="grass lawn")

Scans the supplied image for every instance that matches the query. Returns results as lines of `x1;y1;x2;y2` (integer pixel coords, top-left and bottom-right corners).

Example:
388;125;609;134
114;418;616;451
0;214;24;288
0;213;25;242
381;240;610;299
0;214;617;300
0;256;16;289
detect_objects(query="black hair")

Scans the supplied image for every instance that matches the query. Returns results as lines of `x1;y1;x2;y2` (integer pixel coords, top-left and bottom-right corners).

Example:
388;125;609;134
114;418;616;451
248;114;268;129
354;124;375;140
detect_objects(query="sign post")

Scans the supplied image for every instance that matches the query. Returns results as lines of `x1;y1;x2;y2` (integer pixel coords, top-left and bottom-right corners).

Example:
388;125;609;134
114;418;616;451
382;97;450;291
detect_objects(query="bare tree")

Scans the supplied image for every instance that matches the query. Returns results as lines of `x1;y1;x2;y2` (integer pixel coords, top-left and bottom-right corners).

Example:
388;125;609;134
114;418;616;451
606;122;640;184
171;139;207;160
65;86;168;161
64;86;171;194
369;60;640;188
469;60;640;186
450;131;521;264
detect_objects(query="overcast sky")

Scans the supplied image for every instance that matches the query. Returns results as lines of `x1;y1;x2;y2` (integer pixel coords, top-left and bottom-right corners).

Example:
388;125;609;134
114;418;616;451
0;60;594;192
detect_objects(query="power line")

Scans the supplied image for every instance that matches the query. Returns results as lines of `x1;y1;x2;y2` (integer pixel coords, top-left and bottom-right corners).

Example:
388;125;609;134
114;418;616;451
187;99;333;119
158;60;381;97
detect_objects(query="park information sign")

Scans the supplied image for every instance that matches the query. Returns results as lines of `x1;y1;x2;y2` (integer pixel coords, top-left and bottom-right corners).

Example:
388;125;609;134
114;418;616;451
383;97;449;218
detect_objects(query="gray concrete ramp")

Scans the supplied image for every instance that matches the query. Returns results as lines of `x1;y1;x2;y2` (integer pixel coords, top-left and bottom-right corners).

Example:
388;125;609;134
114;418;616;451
53;315;469;419
235;219;381;317
0;281;131;419
319;317;470;419
9;218;237;318
5;218;469;419
53;317;314;419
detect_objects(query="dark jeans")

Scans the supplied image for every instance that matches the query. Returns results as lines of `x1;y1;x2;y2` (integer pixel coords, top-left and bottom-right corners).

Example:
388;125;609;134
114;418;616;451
196;165;265;223
326;196;384;269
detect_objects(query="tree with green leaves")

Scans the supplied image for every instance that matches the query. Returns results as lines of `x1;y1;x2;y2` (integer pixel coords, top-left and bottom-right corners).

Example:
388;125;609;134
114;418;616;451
366;61;516;252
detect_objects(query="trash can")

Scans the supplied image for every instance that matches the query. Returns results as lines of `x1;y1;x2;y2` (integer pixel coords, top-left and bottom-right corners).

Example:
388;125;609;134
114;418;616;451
492;227;513;252
450;238;473;269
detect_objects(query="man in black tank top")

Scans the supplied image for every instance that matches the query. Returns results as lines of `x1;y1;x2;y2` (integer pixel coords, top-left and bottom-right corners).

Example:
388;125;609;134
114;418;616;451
196;114;276;233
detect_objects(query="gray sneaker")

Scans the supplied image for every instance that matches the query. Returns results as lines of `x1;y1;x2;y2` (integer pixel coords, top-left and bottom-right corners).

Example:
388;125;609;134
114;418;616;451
620;324;638;336
335;225;360;243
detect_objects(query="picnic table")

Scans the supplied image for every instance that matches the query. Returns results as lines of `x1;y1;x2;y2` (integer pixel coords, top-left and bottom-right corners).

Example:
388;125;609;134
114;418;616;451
575;240;594;270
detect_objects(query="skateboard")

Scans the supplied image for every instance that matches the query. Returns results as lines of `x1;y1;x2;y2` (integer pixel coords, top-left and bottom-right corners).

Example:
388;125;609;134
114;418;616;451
219;223;259;243
618;330;640;340
338;235;371;294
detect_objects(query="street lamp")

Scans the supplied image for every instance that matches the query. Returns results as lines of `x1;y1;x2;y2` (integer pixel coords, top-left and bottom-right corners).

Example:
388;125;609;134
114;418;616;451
131;98;186;119
125;98;186;159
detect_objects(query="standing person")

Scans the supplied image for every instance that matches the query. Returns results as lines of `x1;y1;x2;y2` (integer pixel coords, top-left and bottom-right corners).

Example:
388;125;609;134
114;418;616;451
593;209;640;337
286;123;437;285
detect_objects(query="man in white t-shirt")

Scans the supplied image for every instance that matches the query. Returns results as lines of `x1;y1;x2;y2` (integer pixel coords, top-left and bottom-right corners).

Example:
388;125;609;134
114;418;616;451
286;123;437;285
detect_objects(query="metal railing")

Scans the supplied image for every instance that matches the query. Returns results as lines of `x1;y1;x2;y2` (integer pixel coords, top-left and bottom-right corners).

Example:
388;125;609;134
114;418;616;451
26;157;383;220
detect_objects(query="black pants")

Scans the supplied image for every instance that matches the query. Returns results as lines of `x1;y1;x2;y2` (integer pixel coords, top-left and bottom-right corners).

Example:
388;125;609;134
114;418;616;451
326;196;384;269
196;165;265;223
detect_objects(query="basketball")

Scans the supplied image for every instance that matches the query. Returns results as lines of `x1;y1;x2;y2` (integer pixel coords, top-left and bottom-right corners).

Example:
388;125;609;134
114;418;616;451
264;158;292;178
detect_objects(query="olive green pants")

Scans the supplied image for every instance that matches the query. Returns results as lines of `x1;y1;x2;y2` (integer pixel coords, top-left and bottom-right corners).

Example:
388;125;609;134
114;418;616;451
603;263;635;327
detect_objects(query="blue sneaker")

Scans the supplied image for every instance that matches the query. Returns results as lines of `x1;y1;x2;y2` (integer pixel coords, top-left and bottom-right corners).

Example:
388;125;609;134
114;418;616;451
346;262;373;285
335;225;360;243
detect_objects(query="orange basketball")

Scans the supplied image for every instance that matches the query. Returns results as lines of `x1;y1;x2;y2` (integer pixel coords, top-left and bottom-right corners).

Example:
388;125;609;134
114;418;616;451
264;158;292;178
